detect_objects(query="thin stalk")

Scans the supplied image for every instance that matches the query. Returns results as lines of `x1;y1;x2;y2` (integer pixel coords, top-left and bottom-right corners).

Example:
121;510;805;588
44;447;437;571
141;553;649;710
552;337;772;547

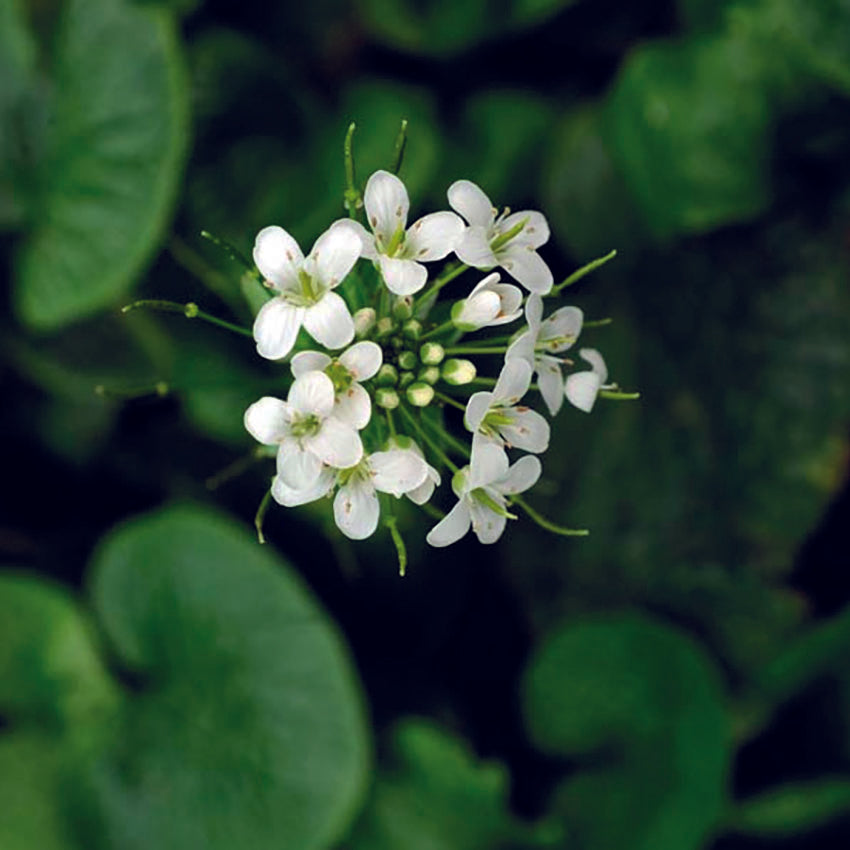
383;513;408;577
583;317;613;328
511;495;589;537
599;389;641;401
254;489;273;544
414;263;468;310
444;345;508;356
122;299;253;338
390;118;408;174
419;319;456;341
419;412;470;459
433;391;466;412
343;122;361;217
169;236;245;317
385;408;397;437
551;249;617;295
398;405;459;473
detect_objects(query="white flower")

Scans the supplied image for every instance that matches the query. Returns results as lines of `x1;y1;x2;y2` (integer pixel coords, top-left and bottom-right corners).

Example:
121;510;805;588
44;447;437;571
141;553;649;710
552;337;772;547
334;170;464;296
290;340;383;430
244;372;363;490
506;294;584;416
448;180;553;294
451;272;523;331
252;223;361;360
426;454;541;547
565;348;609;413
464;359;550;481
385;435;442;504
334;449;429;540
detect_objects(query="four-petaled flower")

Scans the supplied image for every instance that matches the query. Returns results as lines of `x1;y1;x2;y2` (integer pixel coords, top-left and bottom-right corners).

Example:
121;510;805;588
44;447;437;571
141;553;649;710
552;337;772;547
448;179;553;294
244;371;363;490
426;454;541;547
506;294;583;416
336;170;464;296
565;348;610;413
252;223;362;360
452;272;523;331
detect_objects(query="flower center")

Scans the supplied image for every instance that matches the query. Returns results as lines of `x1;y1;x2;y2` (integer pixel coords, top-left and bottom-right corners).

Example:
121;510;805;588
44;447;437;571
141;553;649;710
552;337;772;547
490;215;528;252
290;413;321;438
325;361;353;394
283;269;323;307
482;408;514;433
471;488;517;519
378;225;406;258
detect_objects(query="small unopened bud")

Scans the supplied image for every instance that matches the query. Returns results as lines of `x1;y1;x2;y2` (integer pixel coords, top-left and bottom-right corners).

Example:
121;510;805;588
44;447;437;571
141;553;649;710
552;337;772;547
376;317;395;338
399;371;415;389
184;302;199;318
406;381;434;407
397;350;418;371
442;358;477;386
376;364;399;386
392;297;414;321
419;366;440;385
375;387;400;410
353;307;376;337
420;341;445;365
402;319;422;340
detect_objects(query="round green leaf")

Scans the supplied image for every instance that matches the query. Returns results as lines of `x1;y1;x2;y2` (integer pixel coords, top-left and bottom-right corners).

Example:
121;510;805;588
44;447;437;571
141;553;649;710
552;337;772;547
523;614;730;850
14;0;189;330
87;504;370;850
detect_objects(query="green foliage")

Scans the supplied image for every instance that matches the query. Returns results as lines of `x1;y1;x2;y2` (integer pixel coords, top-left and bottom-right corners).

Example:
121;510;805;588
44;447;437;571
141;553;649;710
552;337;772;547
13;0;189;330
522;614;731;850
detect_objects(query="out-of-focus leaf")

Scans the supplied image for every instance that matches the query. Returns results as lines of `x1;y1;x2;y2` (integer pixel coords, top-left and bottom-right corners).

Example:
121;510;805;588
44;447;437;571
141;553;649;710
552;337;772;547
14;0;189;329
346;719;537;850
511;0;579;26
603;36;772;240
86;504;370;850
522;614;730;850
675;0;737;32
729;780;850;837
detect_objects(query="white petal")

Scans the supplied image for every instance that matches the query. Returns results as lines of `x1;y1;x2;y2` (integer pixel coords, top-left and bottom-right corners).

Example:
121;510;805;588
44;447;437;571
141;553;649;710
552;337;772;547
496;455;542;495
339;340;383;380
271;468;334;507
253;298;304;361
406;467;439;505
364;169;409;243
470;433;509;487
489;283;524;325
426;499;472;547
309;224;362;289
456;290;501;329
447;180;495;228
302;291;355;350
500;407;550;453
404;211;465;261
524;294;544;331
505;329;535;364
499;244;553;294
580;347;609;383
454;226;498;268
536;358;565;416
329;218;378;261
276;440;323;489
493;358;532;405
469;497;507;545
253;225;304;291
378;255;428;296
464;391;494;432
370;449;428;497
541;306;583;352
467;271;501;297
565;371;602;413
288;371;335;417
291;350;332;378
500;210;550;249
306;416;363;469
244;396;290;445
334;382;371;430
334;480;380;540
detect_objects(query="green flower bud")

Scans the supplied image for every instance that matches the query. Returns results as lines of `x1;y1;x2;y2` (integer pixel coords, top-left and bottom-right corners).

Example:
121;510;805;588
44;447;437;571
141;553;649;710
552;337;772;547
442;358;477;386
392;297;414;321
402;319;422;340
399;371;415;389
418;366;440;385
397;350;418;371
419;341;445;365
376;363;399;386
406;381;434;407
376;317;395;338
353;307;376;337
375;387;400;410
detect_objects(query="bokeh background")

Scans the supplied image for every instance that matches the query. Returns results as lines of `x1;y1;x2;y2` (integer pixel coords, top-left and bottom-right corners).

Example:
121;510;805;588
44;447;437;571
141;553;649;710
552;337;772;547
3;0;850;847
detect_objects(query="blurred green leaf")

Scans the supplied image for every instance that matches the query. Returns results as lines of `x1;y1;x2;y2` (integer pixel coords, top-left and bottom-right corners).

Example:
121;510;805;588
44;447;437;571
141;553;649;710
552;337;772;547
675;0;737;32
603;36;772;240
523;614;730;850
14;0;189;330
346;719;537;850
729;779;850;837
511;0;579;26
86;504;370;850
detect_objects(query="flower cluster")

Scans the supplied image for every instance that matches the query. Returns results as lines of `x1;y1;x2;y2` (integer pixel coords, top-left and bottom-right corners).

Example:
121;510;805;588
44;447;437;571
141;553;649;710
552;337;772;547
242;146;634;562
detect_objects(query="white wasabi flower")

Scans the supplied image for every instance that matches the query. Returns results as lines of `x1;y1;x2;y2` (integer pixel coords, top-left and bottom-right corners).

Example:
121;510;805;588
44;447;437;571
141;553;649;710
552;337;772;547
290;340;383;430
451;272;523;331
464;359;550;480
252;223;361;360
506;294;584;416
334;449;429;540
272;465;335;507
244;372;363;490
426;454;541;547
565;348;609;413
448;180;552;294
385;435;442;505
335;170;464;296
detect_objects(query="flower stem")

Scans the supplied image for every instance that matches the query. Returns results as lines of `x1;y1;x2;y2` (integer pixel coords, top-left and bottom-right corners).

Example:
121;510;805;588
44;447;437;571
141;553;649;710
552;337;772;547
419;411;470;459
511;495;589;537
414;262;468;311
391;118;408;175
94;381;169;400
254;488;273;544
419;318;456;341
169;235;247;318
599;389;641;401
343;122;362;216
551;249;617;295
444;345;507;355
398;405;459;473
433;391;466;412
384;513;408;577
385;408;397;437
122;299;253;338
199;230;257;276
583;317;613;328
